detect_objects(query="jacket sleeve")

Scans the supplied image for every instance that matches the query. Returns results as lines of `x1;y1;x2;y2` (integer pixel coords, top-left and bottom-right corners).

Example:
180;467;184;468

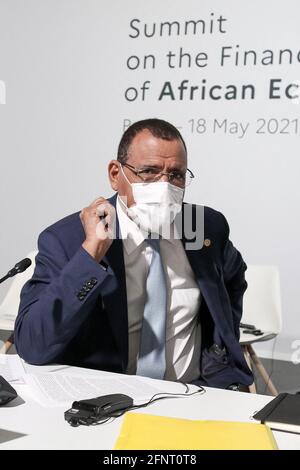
221;215;247;340
14;228;116;364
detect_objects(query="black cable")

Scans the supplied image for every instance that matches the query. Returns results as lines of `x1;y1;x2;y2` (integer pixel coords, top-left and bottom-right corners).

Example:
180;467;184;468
117;386;205;414
87;383;205;426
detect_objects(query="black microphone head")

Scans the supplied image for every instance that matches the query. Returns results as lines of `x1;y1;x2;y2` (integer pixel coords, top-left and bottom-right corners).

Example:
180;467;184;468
14;258;32;274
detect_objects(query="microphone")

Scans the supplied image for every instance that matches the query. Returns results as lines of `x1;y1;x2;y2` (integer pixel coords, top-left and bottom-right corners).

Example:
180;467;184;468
0;258;32;285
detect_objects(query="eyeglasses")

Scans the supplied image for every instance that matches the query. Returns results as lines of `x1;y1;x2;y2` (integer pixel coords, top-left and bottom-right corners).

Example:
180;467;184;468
121;163;194;187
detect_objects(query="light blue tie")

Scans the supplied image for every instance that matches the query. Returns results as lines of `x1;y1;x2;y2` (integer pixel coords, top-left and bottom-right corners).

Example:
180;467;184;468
136;238;167;379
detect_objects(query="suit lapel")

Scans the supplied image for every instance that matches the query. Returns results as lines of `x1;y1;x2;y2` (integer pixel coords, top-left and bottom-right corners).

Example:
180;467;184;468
180;202;216;282
181;204;227;335
181;204;237;345
100;194;128;370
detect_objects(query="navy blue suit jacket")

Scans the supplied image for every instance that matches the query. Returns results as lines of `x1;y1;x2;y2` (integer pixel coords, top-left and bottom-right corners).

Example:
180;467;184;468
15;194;253;388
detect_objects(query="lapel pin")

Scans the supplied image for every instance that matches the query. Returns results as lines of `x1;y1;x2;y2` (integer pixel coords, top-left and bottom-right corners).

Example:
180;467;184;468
204;238;211;247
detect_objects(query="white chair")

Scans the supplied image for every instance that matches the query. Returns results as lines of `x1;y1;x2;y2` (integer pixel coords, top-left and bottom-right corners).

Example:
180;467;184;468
0;251;37;353
240;265;282;396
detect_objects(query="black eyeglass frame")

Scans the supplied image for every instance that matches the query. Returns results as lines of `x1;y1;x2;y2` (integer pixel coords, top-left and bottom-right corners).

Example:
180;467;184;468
121;163;195;187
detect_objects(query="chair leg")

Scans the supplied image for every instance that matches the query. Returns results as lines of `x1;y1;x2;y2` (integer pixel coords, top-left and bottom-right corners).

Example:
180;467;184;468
243;346;257;393
0;340;13;354
247;344;278;397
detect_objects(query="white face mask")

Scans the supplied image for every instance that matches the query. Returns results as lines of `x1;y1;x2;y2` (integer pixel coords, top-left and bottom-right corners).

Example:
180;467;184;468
119;165;184;236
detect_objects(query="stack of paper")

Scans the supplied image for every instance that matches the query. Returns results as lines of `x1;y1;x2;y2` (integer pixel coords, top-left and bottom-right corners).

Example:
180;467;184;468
0;354;26;384
23;373;171;407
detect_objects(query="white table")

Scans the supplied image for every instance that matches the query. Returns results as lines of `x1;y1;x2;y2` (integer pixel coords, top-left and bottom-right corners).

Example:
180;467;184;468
1;361;300;450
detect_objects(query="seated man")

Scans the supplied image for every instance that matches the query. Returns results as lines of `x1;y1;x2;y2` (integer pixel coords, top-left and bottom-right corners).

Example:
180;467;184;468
15;118;253;389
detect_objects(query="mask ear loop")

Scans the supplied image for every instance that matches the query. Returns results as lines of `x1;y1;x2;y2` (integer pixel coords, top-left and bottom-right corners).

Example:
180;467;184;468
117;164;133;213
119;163;132;187
118;194;129;213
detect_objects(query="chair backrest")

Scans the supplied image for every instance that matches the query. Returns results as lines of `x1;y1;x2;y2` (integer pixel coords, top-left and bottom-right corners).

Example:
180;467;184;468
0;250;37;331
242;265;282;334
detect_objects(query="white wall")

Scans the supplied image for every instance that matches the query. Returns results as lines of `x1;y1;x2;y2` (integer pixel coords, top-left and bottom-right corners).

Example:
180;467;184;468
0;0;299;360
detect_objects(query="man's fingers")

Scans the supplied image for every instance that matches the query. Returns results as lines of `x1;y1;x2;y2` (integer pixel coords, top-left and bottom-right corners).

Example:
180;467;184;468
99;212;114;230
96;218;114;239
95;202;115;219
95;204;107;218
91;196;107;207
80;198;115;241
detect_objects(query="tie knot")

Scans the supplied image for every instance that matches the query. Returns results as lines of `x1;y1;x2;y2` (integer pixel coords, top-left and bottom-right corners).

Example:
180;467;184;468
146;237;160;251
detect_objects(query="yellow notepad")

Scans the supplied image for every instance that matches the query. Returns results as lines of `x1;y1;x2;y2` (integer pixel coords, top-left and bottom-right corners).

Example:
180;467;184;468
114;413;277;450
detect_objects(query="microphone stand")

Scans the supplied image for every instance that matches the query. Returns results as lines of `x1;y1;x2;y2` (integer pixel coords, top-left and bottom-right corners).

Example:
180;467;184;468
0;263;30;351
0;272;14;351
0;273;10;285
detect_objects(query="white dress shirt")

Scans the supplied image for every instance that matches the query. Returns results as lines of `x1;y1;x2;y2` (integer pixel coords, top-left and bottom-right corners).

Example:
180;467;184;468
116;196;202;382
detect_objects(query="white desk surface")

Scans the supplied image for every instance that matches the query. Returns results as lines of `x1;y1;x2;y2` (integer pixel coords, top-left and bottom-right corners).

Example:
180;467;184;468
1;361;300;450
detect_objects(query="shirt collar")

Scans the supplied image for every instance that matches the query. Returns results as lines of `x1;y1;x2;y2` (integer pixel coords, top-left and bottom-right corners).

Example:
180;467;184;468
116;195;179;255
116;196;146;255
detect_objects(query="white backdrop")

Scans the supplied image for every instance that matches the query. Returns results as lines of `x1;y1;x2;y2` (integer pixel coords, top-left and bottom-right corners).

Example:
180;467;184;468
0;0;299;360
